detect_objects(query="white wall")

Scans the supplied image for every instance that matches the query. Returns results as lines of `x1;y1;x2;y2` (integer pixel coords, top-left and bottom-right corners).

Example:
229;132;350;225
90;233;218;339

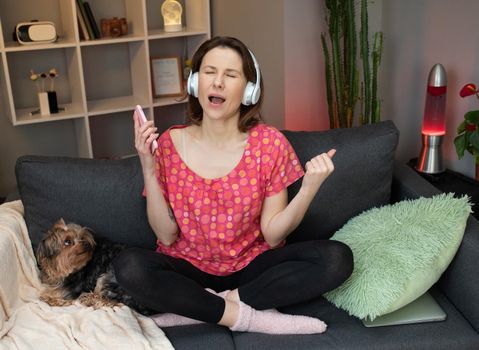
381;0;479;177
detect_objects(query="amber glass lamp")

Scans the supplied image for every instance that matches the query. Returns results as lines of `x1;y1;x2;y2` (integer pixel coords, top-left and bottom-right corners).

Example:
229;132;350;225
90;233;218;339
161;0;182;32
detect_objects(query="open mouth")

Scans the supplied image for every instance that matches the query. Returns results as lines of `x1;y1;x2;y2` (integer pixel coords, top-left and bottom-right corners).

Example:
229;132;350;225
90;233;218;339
208;94;226;105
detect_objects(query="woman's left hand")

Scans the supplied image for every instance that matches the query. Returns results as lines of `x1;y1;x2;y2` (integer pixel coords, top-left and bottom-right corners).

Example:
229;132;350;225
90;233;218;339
300;149;336;196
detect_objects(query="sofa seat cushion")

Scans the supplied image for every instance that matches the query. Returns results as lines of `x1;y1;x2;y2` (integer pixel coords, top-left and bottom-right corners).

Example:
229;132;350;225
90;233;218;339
162;324;235;350
283;121;399;242
325;193;471;320
231;288;479;350
15;155;156;251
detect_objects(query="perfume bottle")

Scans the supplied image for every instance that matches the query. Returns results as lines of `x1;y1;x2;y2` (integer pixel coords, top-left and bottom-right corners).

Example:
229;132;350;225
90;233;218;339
416;63;447;174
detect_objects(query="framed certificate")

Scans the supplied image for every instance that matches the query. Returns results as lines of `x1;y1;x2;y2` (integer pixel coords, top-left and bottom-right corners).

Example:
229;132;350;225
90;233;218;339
150;56;184;97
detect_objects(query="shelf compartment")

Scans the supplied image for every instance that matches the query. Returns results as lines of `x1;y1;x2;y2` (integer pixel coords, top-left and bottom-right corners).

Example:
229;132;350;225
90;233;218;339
153;103;187;134
0;0;77;49
146;0;209;34
82;40;150;114
75;0;147;40
6;46;85;123
89;110;136;159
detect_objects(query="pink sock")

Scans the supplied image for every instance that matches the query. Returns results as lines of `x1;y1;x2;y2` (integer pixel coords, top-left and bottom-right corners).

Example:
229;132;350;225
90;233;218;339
230;301;327;334
150;288;229;327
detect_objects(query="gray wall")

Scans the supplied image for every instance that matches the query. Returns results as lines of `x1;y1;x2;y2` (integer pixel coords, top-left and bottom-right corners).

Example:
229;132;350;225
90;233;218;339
213;0;479;178
381;0;479;178
211;0;286;128
0;112;78;199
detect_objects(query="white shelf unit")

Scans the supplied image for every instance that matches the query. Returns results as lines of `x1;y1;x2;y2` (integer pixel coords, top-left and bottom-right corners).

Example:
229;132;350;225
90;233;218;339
0;0;210;159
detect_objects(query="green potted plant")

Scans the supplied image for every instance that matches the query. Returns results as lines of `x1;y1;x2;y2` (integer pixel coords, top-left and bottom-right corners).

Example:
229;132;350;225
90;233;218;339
454;83;479;178
321;0;383;129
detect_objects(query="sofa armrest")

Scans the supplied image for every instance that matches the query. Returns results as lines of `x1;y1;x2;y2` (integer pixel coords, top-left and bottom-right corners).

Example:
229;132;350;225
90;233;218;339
391;161;442;202
393;161;479;333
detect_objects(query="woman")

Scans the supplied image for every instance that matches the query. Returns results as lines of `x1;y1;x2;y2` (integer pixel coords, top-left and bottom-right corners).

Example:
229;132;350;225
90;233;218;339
114;36;353;334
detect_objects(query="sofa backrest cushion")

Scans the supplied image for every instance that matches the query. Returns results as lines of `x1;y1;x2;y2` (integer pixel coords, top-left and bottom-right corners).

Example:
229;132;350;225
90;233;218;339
15;155;157;252
283;120;399;243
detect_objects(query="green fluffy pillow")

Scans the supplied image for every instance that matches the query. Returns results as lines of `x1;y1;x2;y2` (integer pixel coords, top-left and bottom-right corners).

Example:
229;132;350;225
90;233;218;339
325;193;471;321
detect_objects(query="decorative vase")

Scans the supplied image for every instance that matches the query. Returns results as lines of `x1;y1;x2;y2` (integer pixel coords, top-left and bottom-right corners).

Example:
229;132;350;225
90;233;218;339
38;92;50;116
48;91;58;113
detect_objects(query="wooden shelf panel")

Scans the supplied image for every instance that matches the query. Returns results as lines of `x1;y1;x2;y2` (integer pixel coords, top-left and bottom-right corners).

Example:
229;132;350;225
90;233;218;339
3;39;77;52
148;27;209;40
86;95;147;116
79;34;146;47
14;102;85;125
152;96;187;107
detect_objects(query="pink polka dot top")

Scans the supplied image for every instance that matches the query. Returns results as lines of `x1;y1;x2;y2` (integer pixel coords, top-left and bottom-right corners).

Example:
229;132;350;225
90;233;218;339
152;123;304;276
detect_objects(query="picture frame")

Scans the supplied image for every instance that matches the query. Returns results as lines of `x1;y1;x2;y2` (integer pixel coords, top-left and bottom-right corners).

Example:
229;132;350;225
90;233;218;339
150;56;184;97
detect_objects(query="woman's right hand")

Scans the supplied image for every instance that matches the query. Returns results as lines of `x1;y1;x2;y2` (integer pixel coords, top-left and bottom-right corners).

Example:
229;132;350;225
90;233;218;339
133;112;159;171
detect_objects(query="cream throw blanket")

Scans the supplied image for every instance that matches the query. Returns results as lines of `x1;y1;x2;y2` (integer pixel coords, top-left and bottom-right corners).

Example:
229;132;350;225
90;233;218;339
0;201;174;350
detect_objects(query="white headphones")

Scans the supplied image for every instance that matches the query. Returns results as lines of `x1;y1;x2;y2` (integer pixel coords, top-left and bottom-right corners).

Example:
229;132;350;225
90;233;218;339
187;49;261;106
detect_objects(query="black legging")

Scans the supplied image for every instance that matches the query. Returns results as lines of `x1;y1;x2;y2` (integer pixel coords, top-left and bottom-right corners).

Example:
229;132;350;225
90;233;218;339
113;240;353;323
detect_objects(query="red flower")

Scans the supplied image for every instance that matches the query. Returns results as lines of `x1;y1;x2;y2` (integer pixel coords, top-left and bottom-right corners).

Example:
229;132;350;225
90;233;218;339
460;83;477;98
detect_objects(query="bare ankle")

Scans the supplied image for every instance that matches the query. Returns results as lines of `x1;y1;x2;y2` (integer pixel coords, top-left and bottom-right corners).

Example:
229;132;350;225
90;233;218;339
225;289;240;303
218;299;239;327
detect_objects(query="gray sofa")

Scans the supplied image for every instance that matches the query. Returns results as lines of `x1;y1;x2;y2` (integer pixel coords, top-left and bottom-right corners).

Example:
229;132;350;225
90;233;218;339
14;121;479;349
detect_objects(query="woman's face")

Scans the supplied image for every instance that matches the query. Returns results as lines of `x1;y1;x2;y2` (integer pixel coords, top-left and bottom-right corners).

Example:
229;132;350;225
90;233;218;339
197;46;248;123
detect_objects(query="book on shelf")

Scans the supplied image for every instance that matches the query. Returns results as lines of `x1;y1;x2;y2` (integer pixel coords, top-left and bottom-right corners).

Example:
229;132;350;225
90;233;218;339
83;1;101;39
76;3;90;40
76;0;94;39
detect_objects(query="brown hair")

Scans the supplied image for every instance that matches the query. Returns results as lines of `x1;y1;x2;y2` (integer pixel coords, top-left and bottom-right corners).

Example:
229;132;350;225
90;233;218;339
186;36;264;132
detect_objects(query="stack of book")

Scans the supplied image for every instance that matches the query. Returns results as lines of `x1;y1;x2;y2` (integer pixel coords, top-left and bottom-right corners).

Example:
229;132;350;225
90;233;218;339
76;0;101;40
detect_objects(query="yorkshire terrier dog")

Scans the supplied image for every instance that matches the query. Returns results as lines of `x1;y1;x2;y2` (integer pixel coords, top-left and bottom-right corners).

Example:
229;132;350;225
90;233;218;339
36;218;155;315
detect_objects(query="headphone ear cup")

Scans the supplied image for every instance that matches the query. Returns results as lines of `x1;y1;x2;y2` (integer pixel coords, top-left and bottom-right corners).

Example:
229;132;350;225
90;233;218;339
187;71;199;97
251;84;261;105
242;81;255;106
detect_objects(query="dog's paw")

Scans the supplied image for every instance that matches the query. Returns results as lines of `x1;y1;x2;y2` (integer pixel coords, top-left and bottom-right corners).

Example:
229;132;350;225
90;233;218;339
79;292;120;309
40;289;74;307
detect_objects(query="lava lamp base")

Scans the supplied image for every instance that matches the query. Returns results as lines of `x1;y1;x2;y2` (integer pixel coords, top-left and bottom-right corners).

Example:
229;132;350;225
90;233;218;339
416;134;445;174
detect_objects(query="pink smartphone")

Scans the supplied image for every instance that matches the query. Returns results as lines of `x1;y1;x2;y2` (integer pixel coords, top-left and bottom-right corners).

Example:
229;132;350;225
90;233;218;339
134;105;158;153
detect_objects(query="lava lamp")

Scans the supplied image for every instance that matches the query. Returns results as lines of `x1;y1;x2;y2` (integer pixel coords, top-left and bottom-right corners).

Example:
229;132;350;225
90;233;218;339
416;63;447;174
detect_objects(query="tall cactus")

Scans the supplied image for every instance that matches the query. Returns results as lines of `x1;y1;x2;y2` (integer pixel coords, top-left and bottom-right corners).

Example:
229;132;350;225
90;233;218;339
321;0;383;128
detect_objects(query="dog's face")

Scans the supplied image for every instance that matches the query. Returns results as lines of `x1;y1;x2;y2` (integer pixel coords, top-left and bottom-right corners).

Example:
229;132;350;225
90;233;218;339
37;218;96;285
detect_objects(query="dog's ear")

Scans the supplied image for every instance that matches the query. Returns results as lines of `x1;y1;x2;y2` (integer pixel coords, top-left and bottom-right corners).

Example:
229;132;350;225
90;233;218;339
53;218;68;231
36;237;57;261
81;227;97;249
